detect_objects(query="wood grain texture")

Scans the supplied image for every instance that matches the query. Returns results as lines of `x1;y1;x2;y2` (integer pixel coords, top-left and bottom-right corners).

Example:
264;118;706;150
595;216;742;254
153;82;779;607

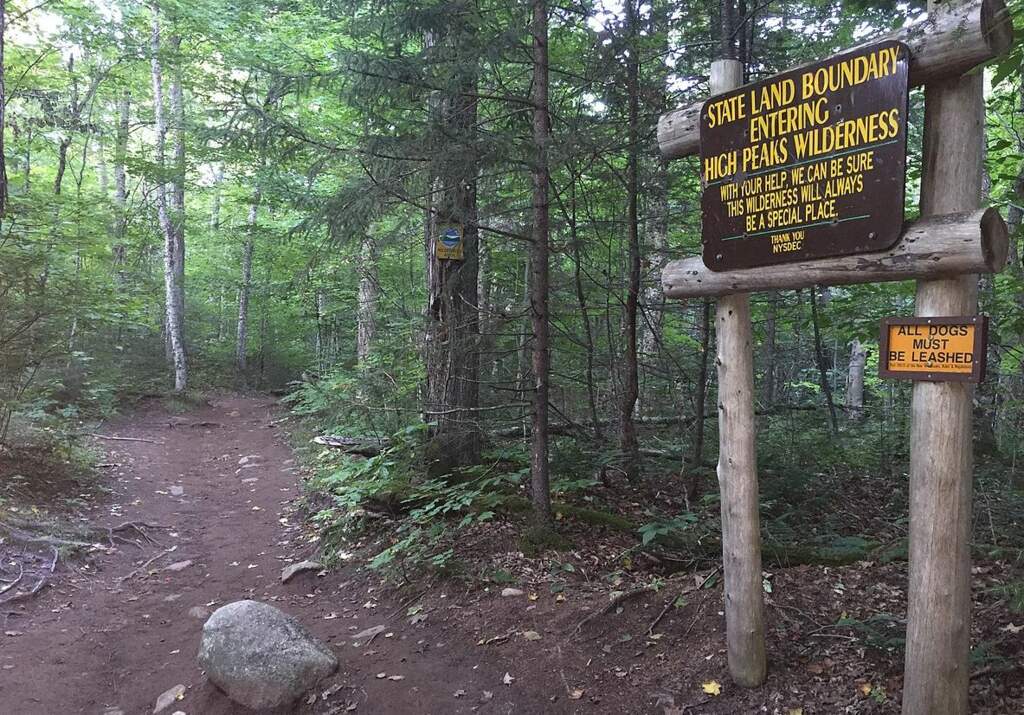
662;207;1007;298
710;58;767;689
902;48;986;714
658;0;1012;160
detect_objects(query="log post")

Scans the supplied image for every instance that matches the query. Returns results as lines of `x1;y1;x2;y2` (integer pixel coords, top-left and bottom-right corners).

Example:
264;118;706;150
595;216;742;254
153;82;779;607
711;57;767;688
902;1;985;711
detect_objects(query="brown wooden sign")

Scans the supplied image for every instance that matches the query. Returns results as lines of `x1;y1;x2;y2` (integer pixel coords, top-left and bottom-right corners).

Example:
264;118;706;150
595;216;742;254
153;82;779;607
879;316;988;383
699;40;910;271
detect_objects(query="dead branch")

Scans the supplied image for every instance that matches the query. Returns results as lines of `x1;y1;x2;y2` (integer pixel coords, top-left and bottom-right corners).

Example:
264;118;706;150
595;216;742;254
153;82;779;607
570;586;653;638
90;433;163;444
645;567;721;636
117;546;176;583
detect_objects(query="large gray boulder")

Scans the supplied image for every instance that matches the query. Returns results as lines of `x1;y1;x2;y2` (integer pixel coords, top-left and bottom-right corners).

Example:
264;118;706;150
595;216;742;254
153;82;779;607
198;600;338;710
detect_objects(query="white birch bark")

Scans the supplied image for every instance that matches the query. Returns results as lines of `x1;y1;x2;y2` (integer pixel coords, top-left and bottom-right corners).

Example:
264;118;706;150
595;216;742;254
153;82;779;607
356;235;379;366
236;188;260;373
150;10;187;393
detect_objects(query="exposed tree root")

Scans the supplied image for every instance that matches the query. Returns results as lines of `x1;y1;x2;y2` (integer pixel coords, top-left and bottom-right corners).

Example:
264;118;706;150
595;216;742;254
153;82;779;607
645;567;720;636
117;546;177;583
0;545;57;606
570;586;653;638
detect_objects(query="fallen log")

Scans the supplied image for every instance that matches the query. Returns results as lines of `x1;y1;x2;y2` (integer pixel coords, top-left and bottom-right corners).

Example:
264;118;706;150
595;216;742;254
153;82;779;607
658;0;1013;160
662;208;1008;298
312;435;388;457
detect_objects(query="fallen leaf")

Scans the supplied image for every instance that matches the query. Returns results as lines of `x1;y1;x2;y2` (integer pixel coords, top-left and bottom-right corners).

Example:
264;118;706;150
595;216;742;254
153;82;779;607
702;680;722;696
859;682;872;696
787;709;803;715
523;630;542;641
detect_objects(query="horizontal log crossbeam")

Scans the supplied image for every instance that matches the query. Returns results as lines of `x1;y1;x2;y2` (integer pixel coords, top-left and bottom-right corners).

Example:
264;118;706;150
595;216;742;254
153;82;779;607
662;208;1008;298
657;0;1013;161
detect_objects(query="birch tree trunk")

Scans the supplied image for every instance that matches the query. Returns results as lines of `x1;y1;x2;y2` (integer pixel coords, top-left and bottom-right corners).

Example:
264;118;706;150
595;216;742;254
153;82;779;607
113;90;129;274
356;235;379;366
150;10;187;393
236;189;260;374
209;164;224;230
845;339;867;422
315;290;328;373
169;35;186;343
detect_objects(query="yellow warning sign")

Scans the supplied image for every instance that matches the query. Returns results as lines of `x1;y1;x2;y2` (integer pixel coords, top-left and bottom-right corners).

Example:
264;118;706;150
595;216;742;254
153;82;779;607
879;316;987;382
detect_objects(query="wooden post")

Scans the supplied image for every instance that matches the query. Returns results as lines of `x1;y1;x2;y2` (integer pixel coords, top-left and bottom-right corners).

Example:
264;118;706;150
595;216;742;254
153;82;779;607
711;57;767;688
902;1;984;711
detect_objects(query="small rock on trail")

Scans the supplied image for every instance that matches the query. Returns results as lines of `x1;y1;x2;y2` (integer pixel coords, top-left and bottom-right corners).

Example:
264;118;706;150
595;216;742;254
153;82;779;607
198;600;338;710
153;684;186;713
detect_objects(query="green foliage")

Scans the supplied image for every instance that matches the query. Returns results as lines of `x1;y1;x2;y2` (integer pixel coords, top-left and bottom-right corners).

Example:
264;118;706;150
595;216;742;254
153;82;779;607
836;612;906;652
308;423;527;579
637;512;698;546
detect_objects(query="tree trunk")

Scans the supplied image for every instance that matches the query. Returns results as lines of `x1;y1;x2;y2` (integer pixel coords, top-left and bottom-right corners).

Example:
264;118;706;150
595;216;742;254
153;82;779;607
210;164;224;230
150;10;187;393
423;13;481;475
113;91;129;274
763;292;778;406
686;298;711;500
0;0;6;217
236;189;260;374
529;0;552;525
809;286;839;435
54;139;71;195
619;0;641;478
315;290;328;373
569;170;601;438
845;339;867;422
640;157;669;407
356;235;379;366
169;35;186;347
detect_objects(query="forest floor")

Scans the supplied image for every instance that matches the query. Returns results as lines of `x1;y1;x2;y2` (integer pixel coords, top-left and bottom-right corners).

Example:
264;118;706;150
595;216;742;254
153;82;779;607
1;395;1022;714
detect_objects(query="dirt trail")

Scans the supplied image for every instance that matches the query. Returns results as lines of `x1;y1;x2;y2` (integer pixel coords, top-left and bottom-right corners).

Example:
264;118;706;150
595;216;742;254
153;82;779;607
1;396;560;715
